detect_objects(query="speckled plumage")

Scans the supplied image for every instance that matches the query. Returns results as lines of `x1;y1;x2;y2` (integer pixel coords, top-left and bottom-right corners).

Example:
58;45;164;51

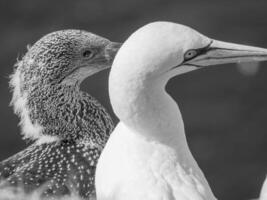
0;140;100;198
0;30;119;199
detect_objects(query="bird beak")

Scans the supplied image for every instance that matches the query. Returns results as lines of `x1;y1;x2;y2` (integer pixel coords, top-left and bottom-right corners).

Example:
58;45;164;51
185;39;267;67
104;42;122;64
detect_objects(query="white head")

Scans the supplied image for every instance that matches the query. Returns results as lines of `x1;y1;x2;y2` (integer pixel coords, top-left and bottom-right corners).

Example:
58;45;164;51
111;21;267;83
109;21;267;134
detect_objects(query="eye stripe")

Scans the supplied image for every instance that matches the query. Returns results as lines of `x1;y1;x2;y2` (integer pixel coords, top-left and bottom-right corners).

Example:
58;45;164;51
183;40;213;62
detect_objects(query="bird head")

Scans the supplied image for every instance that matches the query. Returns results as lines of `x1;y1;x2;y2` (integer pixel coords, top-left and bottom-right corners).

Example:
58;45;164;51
10;30;120;140
15;30;120;88
113;21;267;82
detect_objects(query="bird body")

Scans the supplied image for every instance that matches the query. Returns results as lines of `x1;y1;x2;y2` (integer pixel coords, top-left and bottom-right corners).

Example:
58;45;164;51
0;139;100;198
96;22;267;200
96;53;215;200
97;123;213;200
0;30;120;199
0;89;111;198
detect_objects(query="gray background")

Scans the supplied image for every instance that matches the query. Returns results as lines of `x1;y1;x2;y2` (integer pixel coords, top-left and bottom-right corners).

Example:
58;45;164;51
0;0;267;199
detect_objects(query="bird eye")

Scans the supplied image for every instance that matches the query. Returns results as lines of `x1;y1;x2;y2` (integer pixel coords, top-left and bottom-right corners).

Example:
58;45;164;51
184;50;198;60
82;49;94;59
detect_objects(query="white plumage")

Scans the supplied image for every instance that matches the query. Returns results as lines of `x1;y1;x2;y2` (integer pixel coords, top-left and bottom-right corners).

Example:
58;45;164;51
96;21;267;200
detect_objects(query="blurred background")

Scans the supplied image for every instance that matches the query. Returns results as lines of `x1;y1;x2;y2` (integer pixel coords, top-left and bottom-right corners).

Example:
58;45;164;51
0;0;267;199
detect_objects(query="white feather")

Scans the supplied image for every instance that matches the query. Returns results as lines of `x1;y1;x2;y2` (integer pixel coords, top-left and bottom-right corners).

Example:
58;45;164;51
9;60;43;140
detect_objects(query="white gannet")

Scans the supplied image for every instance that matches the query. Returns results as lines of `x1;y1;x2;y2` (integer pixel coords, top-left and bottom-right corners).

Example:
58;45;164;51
96;22;267;200
0;30;120;199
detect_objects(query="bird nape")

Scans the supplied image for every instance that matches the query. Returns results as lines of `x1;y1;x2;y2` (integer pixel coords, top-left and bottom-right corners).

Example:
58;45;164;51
95;22;267;200
0;30;120;199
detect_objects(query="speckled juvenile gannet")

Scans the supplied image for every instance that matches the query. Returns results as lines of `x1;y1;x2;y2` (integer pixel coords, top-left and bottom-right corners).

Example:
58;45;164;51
96;22;267;200
0;30;120;199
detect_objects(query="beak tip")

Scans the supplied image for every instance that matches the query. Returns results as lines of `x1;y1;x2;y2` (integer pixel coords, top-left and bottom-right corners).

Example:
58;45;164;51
107;42;122;51
105;42;122;61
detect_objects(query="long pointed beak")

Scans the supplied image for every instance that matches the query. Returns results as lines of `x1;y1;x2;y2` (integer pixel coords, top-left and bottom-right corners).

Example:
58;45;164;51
187;39;267;67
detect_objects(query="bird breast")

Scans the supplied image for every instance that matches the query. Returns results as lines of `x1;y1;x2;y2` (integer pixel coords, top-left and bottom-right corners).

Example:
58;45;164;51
96;122;214;200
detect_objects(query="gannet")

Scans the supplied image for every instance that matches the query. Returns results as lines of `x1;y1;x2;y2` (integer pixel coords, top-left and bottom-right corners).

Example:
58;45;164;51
96;22;267;200
0;30;120;199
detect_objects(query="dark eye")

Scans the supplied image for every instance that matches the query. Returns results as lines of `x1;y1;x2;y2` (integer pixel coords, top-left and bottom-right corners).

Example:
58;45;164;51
184;50;198;60
82;49;94;59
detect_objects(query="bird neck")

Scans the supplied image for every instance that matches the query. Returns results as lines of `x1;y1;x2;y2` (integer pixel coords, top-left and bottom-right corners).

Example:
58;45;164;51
109;70;187;147
15;83;112;144
109;66;217;200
